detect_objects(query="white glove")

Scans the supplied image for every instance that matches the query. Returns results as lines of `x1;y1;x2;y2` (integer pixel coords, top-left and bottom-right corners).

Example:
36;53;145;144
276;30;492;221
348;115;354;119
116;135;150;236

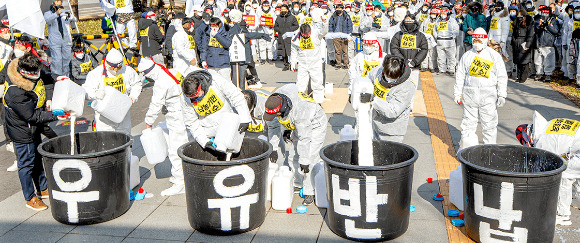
454;96;462;105
291;63;296;72
56;76;70;82
95;89;106;100
496;97;506;107
210;28;218;37
202;61;208;68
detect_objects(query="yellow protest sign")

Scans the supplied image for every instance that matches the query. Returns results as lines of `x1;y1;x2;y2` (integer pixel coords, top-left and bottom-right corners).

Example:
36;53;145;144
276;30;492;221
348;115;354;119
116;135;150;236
139;27;149;36
209;37;223;48
362;60;381;77
80;60;93;73
373;78;390;100
304;17;313;25
33;79;46;109
426;23;435;35
490;18;498;30
247;122;264;132
2;81;8;107
300;36;315;50
420;14;428;22
400;34;416;49
295;15;301;24
528;11;535;17
104;74;125;93
574;21;580;31
175;72;184;85
298;91;316;103
468;56;494;78
188;35;196;49
546;118;580;136
193;88;225;116
438;21;449;31
352;15;360;26
373;17;382;26
277;117;296;130
116;0;126;8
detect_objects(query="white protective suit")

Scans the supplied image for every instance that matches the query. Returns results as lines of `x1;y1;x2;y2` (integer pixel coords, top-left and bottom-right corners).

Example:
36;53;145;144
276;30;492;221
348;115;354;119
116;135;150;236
140;59;190;187
361;12;389;53
488;10;510;56
267;84;327;195
528;112;580;219
290;11;329;103
100;0;138;48
83;49;142;135
172;19;197;74
366;64;416;142
181;69;251;147
435;15;459;73
256;7;277;61
454;32;508;148
563;15;580;78
348;32;386;94
420;15;438;70
44;7;76;76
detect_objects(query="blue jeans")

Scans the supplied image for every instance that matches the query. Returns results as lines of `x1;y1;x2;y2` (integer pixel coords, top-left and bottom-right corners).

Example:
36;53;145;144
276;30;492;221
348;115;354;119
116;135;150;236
14;142;48;201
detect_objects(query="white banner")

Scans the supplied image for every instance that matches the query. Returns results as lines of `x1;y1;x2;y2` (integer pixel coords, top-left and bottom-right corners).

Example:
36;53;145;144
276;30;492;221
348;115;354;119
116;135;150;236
6;0;45;39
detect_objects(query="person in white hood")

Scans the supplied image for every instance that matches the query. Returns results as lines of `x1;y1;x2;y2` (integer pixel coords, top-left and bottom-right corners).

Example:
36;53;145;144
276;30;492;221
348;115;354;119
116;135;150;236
435;7;459;75
138;58;191;196
44;0;77;76
180;69;251;152
172;15;198;74
488;2;510;59
83;48;142;134
515;112;580;226
348;32;386;93
454;28;508;149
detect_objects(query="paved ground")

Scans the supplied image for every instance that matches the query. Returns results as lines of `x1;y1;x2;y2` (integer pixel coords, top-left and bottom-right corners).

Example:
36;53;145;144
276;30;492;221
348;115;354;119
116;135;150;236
0;59;580;242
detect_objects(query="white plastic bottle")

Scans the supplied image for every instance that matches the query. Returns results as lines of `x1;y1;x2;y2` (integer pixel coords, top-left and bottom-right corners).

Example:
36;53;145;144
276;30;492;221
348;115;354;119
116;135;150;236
140;127;169;165
339;125;356;141
214;113;244;153
91;86;132;123
52;78;87;116
313;161;328;208
130;155;140;190
271;166;294;210
266;162;279;201
449;165;464;211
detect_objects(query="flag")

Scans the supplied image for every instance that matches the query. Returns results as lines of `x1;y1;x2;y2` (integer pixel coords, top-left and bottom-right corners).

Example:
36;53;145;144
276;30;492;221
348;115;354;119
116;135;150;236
5;0;45;39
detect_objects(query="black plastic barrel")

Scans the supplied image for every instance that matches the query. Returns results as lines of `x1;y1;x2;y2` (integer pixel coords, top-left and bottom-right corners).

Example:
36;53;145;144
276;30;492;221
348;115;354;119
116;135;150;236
320;140;417;242
38;131;133;225
178;137;271;235
457;145;566;242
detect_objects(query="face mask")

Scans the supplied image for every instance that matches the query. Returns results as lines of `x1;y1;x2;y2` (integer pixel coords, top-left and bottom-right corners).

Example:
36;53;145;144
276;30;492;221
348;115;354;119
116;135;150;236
388;12;393;16
336;9;343;14
346;9;351;13
263;7;270;11
253;4;258;8
225;13;229;18
403;21;415;30
471;7;479;12
495;8;502;12
441;14;447;19
510;13;517;19
431;14;437;18
575;13;580;19
75;53;84;59
541;13;549;17
228;4;234;9
13;49;25;58
526;4;532;8
109;69;120;76
281;10;288;15
20;69;41;80
246;6;252;11
208;1;214;5
473;42;485;51
374;11;381;16
366;11;373;16
275;11;280;15
294;7;299;12
462;13;467;17
422;7;428;12
363;44;378;55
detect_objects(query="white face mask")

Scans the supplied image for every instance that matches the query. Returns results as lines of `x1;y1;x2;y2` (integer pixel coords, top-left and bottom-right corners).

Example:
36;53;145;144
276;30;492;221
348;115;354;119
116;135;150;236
473;42;486;51
275;11;280;15
575;13;580;19
196;11;203;16
363;44;378;55
246;6;252;12
76;53;85;59
225;13;229;18
208;1;214;5
109;68;120;76
422;7;428;12
526;4;532;8
14;49;25;58
462;13;467;17
294;7;299;12
388;12;393;16
253;4;258;8
440;14;447;19
430;14;436;18
366;11;373;16
374;11;381;16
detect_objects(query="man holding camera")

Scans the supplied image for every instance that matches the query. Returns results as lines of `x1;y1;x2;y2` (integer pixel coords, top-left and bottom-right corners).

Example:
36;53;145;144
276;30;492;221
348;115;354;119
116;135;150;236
44;0;77;76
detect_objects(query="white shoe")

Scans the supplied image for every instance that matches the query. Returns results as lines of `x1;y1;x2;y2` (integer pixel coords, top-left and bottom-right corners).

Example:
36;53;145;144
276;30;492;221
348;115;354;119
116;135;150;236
168;176;176;184
247;81;263;89
556;215;572;226
6;142;14;153
160;184;185;196
7;160;17;172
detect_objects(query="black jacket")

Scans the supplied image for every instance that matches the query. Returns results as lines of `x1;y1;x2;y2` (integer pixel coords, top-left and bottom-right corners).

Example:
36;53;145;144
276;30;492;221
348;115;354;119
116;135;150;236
3;59;57;144
138;18;164;57
390;21;429;68
512;15;535;65
274;13;299;37
229;23;271;63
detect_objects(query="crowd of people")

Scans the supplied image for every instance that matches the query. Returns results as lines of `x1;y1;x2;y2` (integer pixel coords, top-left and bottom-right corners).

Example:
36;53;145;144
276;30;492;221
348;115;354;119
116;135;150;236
1;0;580;228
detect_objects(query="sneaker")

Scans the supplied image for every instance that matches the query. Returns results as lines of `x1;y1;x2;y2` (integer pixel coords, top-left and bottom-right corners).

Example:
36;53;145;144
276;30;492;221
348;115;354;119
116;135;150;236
161;184;185;196
38;189;49;199
534;75;543;81
282;65;289;71
7;160;17;172
247;81;263;89
168;176;176;184
259;60;266;65
335;65;341;70
556;215;572;226
545;75;552;82
6;142;14;152
26;196;48;211
294;187;302;194
302;195;314;205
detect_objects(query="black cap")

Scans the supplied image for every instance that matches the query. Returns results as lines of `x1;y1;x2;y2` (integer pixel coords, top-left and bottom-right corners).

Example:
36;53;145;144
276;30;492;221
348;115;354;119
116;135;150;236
263;95;283;121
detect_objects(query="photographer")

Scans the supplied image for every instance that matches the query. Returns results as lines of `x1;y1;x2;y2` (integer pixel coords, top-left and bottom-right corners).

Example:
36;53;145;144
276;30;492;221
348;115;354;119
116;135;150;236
533;5;561;82
43;0;76;76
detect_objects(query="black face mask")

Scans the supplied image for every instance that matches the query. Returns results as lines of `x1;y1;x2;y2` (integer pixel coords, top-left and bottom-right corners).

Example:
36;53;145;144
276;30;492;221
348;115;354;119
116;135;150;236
281;10;288;16
228;4;234;9
403;22;415;30
336;9;343;15
471;7;479;13
495;8;503;12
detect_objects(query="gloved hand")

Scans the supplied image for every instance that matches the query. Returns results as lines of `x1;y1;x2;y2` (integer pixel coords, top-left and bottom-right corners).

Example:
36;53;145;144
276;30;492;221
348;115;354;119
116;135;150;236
454;96;463;105
300;164;310;173
372;22;380;29
270;150;278;163
407;60;415;68
360;93;373;103
202;61;208;68
95;89;106;100
563;45;568;50
238;122;249;133
283;130;292;143
263;34;272;42
204;139;217;151
496;97;506;107
291;63;296;72
46;100;52;111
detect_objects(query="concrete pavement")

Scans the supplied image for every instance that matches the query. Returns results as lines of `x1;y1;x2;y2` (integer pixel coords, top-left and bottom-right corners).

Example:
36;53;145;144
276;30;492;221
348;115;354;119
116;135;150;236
0;61;579;242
